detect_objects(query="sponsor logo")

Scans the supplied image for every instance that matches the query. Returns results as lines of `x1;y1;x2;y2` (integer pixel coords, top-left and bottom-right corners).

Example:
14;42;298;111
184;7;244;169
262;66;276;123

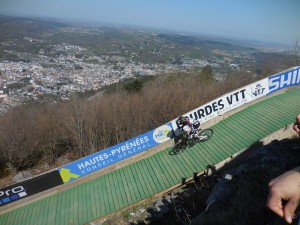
189;89;246;121
269;69;300;93
59;168;80;183
252;83;265;97
59;131;155;183
0;186;27;205
153;124;173;143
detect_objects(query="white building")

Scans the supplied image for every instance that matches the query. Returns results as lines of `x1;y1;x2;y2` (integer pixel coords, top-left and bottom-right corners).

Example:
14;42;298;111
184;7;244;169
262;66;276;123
0;90;8;100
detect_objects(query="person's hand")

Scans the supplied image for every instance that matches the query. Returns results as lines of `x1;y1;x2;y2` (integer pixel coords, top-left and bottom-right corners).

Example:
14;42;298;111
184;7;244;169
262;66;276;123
293;123;300;135
266;167;300;224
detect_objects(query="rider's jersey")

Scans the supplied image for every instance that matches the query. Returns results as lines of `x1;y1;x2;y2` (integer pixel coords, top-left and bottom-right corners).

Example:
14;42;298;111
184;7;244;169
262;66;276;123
182;118;195;133
182;124;192;132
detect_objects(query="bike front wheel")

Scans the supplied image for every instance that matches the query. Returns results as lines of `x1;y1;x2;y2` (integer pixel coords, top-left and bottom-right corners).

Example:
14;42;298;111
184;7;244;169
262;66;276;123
196;129;213;141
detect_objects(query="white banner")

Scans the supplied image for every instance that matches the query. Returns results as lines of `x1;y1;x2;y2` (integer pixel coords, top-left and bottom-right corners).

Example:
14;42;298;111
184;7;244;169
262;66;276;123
171;78;269;130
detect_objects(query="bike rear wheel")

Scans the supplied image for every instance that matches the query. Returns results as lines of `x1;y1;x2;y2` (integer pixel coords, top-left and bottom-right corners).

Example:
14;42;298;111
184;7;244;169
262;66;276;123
196;129;213;141
172;133;188;154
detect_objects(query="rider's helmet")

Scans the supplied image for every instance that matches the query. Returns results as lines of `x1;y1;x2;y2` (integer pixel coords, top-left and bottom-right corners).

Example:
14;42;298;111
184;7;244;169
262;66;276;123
177;116;184;126
177;116;189;127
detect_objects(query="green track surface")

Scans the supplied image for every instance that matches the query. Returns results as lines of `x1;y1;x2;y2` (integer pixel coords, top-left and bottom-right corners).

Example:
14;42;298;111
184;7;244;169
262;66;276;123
1;88;300;225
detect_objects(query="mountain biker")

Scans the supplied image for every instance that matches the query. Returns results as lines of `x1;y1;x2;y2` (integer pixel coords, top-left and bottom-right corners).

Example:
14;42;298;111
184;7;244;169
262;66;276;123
176;116;200;139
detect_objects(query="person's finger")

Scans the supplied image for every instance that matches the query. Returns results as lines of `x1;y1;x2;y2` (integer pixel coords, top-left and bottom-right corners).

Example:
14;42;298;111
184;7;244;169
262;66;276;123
266;192;284;218
283;198;299;224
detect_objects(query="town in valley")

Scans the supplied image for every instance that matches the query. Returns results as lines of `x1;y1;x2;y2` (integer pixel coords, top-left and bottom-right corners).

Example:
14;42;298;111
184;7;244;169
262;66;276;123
0;15;289;114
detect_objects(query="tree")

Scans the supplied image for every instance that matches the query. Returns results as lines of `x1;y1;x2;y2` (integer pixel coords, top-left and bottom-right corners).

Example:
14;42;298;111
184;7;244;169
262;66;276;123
63;96;87;157
74;64;83;70
201;65;214;81
0;106;42;172
123;79;144;94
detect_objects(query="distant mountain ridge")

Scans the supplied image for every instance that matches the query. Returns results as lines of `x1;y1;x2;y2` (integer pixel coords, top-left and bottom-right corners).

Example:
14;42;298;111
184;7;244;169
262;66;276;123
0;14;288;51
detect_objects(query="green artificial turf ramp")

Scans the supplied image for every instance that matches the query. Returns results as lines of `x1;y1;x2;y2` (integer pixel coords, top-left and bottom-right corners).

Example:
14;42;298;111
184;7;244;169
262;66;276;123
1;87;299;225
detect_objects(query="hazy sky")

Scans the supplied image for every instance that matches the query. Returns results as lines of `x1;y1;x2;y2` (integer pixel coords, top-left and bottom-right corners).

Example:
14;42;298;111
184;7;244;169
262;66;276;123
1;0;299;46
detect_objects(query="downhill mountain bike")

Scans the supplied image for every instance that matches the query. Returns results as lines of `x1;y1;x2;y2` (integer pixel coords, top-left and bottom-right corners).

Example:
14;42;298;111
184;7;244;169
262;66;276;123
171;128;213;154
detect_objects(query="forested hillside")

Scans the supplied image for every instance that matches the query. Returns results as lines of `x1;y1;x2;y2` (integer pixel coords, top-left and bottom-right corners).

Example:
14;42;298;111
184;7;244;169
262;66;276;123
0;68;264;175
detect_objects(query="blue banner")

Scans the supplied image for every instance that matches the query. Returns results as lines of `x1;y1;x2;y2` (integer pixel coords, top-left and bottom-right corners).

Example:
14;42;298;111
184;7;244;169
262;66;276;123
268;67;300;94
59;123;174;183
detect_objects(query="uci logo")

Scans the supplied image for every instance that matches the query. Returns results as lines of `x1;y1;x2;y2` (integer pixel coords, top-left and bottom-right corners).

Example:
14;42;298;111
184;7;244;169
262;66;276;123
0;186;25;198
